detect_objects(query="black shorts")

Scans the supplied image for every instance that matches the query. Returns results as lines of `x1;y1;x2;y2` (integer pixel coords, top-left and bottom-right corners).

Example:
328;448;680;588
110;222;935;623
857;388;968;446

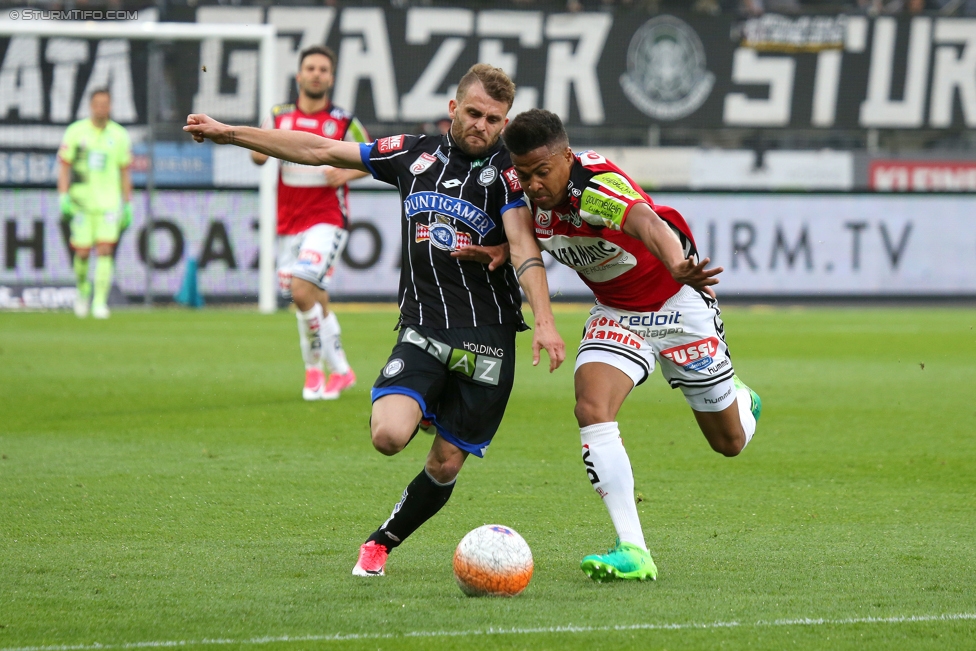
371;323;518;458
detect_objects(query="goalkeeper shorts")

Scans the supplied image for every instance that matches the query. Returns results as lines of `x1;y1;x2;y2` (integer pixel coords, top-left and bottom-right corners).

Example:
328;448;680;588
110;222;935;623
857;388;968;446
371;323;518;458
69;209;122;248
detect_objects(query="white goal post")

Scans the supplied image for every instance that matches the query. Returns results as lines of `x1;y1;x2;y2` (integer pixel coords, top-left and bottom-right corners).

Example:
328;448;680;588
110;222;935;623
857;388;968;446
0;20;280;313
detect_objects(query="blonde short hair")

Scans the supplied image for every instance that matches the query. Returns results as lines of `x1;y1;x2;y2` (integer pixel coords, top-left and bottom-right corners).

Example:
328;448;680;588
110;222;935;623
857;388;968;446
456;64;516;109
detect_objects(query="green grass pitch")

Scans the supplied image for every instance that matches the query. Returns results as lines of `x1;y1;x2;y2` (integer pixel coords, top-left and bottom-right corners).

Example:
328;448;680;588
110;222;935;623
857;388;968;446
1;304;975;651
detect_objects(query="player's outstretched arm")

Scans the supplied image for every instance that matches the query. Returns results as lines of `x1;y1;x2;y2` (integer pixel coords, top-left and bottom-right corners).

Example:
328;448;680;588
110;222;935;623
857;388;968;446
502;206;565;372
623;203;723;296
184;114;367;171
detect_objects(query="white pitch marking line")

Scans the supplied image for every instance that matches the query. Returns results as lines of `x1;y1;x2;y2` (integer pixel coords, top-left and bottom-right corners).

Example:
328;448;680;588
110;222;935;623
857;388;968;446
3;613;975;651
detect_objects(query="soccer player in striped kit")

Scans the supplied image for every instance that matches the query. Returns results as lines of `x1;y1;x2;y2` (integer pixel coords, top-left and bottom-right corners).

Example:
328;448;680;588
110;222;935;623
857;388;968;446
185;65;565;577
252;46;369;400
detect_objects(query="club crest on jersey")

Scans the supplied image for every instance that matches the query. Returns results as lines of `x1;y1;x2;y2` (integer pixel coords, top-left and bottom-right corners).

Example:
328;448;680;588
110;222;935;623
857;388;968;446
661;337;719;371
477;165;498;187
410;152;438;175
415;222;471;251
377;135;404;153
322;120;337;137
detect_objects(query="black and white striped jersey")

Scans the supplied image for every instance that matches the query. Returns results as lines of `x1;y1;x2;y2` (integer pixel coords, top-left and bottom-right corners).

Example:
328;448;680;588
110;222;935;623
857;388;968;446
359;132;527;330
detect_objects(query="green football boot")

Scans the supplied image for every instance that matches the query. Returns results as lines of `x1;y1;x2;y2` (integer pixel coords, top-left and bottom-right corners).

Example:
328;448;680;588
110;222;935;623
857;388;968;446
733;375;762;422
581;539;658;582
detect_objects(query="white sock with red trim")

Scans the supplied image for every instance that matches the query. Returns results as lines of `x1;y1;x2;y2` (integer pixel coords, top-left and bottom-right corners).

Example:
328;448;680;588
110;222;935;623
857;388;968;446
296;303;324;369
580;421;647;551
320;310;351;375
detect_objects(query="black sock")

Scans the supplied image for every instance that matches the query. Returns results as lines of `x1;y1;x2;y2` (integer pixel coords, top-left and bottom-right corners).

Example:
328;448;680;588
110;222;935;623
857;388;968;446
367;468;455;550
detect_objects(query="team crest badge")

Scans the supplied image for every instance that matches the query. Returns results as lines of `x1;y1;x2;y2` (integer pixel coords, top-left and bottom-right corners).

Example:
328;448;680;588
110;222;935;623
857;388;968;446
383;358;405;377
410;152;438;176
619;15;715;121
477;165;498;187
322;120;337;137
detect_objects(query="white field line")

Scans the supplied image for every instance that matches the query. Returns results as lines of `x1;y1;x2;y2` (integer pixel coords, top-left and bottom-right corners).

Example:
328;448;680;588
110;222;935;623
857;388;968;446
3;613;975;651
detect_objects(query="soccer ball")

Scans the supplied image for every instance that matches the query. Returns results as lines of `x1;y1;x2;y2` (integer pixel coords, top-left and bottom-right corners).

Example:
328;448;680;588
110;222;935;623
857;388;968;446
453;524;533;597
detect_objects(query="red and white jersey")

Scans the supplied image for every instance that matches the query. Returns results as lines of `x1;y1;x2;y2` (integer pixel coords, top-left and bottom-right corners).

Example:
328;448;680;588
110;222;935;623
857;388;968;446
516;151;697;312
262;103;369;235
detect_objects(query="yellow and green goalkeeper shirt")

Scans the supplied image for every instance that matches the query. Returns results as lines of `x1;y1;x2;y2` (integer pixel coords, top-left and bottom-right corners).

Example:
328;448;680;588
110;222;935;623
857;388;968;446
58;119;132;213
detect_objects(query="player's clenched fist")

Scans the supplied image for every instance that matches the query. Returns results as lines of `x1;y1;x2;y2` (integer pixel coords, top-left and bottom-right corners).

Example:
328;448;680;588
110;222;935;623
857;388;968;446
184;114;233;144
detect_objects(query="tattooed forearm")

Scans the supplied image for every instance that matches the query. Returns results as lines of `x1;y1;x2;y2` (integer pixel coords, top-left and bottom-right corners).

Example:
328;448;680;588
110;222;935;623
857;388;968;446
515;257;545;279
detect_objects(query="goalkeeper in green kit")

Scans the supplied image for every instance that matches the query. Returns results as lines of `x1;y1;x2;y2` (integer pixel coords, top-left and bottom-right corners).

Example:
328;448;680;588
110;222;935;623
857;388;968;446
57;88;133;319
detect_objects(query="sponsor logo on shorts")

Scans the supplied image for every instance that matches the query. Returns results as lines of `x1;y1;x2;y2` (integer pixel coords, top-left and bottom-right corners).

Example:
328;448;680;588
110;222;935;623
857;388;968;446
622;311;681;328
707;358;730;375
462;342;504;358
661;337;719;371
583;316;643;350
383;358;405;378
704;385;733;405
377;135;404;153
297;249;322;265
410;152;438;176
415;222;471;251
401;327;502;386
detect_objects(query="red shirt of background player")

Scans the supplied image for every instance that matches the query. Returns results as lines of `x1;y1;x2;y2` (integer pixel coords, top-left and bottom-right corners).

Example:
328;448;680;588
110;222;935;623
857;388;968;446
264;103;369;235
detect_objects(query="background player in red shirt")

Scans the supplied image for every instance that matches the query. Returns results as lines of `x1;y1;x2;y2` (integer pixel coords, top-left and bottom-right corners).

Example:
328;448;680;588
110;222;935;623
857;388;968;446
251;46;369;400
502;109;762;583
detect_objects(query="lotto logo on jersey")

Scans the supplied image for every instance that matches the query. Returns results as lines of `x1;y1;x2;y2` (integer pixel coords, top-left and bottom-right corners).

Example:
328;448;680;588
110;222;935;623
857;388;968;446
377;135;404;153
503;167;521;192
661;337;720;371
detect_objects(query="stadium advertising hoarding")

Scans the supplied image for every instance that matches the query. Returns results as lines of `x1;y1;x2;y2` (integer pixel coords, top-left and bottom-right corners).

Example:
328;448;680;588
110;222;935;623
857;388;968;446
869;159;976;191
2;189;974;308
2;11;976;134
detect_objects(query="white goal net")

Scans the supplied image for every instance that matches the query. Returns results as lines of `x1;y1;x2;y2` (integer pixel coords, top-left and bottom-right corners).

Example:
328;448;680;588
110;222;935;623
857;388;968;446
0;19;279;312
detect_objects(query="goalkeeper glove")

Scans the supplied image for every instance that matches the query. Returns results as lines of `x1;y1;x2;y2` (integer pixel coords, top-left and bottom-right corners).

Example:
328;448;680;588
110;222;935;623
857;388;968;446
59;193;76;221
120;202;133;231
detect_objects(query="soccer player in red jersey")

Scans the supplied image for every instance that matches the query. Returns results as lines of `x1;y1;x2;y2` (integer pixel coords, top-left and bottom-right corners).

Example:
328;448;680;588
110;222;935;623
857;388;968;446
252;46;370;400
501;109;762;582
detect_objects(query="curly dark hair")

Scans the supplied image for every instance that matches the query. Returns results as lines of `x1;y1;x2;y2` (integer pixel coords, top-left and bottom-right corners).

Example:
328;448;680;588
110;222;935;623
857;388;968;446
502;109;568;156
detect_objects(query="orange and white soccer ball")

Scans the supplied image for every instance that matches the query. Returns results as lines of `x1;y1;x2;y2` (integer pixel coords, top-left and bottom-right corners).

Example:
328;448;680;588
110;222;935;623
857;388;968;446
453;524;533;597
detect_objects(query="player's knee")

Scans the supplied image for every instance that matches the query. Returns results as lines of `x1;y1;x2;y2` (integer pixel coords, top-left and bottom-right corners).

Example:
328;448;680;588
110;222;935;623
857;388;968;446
708;431;745;457
426;458;461;484
290;280;315;311
574;399;610;427
369;420;410;456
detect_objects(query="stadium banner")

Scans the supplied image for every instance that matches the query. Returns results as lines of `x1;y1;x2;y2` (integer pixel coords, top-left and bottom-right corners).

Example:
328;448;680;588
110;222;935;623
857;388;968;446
2;189;975;308
2;11;976;135
869;160;976;191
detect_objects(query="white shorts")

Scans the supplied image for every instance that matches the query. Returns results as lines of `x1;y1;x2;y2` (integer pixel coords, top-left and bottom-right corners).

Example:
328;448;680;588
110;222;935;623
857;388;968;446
574;285;737;412
276;223;349;297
